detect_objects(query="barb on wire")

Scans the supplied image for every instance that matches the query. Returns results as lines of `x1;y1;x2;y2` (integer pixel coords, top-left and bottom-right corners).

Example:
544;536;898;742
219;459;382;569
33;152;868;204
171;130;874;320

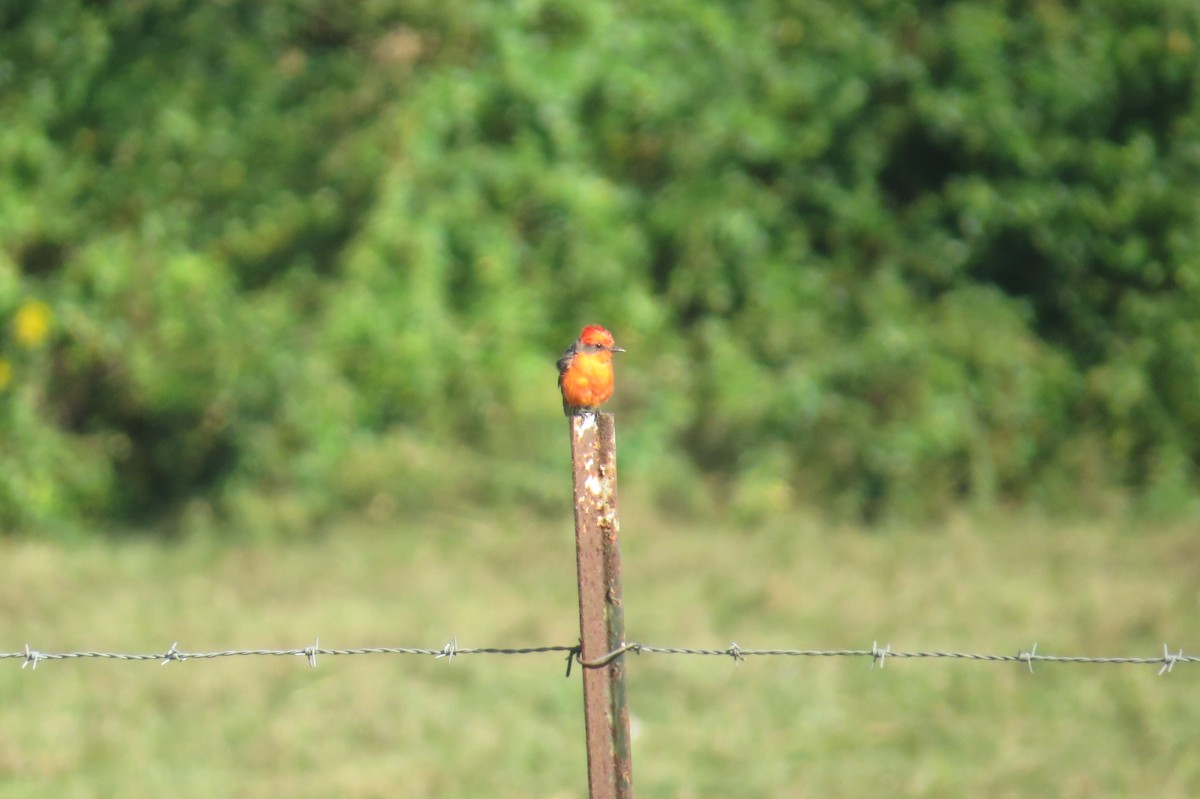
302;637;319;669
1159;643;1184;676
1019;642;1038;673
22;644;43;670
161;642;184;665
436;637;458;663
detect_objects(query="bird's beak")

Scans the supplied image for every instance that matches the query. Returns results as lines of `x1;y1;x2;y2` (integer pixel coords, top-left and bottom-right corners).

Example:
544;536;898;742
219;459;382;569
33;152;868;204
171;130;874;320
611;346;626;353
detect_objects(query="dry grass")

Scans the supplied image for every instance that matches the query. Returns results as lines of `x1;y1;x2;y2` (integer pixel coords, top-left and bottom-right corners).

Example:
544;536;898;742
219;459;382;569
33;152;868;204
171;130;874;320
1;506;1198;797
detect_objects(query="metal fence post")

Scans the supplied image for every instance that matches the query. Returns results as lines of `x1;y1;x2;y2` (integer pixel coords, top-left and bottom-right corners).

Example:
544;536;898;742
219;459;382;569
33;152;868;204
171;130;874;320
569;412;634;799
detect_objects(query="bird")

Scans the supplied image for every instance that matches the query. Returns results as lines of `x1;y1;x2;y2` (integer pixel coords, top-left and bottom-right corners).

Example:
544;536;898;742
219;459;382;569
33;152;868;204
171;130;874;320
557;325;626;416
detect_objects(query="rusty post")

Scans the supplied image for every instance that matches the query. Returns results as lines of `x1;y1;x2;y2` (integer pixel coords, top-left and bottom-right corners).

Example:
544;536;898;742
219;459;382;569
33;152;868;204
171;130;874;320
570;412;633;799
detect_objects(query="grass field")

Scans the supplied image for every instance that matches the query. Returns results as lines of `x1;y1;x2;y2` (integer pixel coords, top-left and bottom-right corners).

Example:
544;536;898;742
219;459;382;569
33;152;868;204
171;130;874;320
2;502;1198;797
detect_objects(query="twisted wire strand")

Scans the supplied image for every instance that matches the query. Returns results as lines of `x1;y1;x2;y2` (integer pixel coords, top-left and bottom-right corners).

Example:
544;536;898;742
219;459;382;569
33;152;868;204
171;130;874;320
3;641;1192;675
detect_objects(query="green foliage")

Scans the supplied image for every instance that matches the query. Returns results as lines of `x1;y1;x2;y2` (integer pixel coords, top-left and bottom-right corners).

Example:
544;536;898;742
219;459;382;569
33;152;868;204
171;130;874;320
2;0;1199;532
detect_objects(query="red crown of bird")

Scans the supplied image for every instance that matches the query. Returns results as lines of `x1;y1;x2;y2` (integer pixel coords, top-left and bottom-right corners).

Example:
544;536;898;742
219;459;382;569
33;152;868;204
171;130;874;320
577;324;616;348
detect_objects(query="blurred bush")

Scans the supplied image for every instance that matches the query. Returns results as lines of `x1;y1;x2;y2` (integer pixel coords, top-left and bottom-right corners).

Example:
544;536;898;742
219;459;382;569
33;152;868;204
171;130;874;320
2;0;1199;533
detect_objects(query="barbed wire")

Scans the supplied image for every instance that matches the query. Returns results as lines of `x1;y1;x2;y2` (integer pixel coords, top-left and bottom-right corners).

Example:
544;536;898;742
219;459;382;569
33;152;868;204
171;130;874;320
2;639;1193;676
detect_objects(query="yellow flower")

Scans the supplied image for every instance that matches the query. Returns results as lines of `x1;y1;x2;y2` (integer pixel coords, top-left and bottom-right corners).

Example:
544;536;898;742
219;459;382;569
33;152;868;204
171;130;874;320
14;300;53;348
0;358;10;393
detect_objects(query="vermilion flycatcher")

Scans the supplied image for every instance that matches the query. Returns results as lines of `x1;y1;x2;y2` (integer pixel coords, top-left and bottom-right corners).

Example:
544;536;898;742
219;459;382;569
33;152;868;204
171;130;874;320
557;325;626;415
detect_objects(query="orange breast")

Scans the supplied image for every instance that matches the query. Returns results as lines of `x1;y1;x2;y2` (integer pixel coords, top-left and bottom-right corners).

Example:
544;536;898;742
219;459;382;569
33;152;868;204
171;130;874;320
560;352;615;408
